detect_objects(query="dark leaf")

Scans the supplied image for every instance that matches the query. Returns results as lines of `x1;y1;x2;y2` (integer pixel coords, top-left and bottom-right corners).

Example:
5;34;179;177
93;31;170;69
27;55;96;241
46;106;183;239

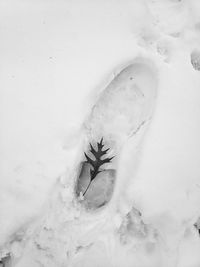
84;138;114;181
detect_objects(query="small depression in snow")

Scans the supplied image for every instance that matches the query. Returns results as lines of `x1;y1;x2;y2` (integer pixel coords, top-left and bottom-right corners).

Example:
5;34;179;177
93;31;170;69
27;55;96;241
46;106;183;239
191;49;200;71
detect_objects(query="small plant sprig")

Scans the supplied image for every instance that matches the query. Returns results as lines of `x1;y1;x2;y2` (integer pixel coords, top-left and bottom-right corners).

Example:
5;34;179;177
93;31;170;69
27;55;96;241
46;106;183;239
83;138;114;196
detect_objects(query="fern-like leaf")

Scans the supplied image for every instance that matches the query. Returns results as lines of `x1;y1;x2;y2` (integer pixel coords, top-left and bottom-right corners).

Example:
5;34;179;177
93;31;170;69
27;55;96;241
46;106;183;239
83;138;114;196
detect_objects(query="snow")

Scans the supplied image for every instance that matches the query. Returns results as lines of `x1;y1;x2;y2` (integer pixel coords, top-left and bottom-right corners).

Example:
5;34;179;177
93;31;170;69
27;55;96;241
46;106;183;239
0;0;200;266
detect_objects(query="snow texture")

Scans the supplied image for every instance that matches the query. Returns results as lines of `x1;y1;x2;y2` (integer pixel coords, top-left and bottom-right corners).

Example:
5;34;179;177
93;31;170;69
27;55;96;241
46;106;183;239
1;0;200;266
191;49;200;71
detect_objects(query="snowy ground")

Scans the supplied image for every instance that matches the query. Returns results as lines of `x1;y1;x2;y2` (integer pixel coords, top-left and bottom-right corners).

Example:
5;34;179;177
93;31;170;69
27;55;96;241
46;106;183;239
1;0;200;266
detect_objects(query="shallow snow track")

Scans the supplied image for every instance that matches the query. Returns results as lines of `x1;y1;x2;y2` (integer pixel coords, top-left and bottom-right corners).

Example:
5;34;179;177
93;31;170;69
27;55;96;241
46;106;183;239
76;60;157;210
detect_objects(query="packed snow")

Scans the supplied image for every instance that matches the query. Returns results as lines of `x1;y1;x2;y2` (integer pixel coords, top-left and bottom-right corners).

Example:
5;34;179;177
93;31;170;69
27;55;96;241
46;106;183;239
0;0;200;266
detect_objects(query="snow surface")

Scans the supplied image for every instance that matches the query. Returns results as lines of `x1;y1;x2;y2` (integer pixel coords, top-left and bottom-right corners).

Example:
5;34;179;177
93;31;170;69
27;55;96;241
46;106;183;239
1;0;200;266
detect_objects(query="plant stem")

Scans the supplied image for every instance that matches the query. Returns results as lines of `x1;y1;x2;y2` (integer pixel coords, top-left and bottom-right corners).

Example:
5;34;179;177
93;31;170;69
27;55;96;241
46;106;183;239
83;180;92;196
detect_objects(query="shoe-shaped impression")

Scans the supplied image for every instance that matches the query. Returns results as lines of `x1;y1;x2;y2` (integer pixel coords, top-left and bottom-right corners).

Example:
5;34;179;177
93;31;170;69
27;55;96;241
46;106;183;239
75;59;157;210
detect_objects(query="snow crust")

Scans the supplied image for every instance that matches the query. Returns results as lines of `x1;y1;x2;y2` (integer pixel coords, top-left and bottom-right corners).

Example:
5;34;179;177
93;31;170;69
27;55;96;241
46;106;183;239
1;0;200;266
